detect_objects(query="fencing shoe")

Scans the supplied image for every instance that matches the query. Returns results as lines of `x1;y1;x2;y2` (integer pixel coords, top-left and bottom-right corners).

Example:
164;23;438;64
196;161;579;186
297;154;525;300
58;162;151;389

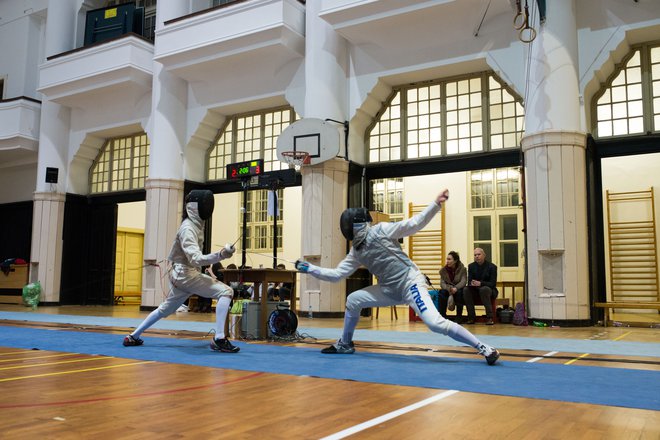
123;334;144;346
210;337;240;353
478;344;500;365
321;340;355;354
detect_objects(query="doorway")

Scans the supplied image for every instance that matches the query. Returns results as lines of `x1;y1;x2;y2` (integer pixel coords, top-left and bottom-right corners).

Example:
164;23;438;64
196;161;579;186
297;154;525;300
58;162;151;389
114;201;146;305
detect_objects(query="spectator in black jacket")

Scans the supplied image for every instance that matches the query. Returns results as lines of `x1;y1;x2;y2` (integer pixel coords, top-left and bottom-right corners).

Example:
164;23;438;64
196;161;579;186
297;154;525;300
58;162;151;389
464;248;498;325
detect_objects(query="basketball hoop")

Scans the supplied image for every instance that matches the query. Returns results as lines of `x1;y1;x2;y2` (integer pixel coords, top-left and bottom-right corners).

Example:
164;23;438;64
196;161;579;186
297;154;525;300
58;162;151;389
281;151;311;167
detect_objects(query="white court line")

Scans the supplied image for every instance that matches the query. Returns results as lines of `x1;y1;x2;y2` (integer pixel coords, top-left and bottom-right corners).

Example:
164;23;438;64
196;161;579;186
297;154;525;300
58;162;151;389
320;389;459;440
527;351;558;363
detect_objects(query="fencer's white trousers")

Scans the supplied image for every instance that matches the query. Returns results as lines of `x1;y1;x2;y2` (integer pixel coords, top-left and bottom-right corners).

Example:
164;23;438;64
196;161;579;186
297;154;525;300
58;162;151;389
158;264;233;317
345;272;452;335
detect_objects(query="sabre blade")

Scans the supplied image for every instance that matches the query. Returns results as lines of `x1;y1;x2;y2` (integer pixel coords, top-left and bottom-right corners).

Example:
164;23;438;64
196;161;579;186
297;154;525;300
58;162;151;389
244;251;297;265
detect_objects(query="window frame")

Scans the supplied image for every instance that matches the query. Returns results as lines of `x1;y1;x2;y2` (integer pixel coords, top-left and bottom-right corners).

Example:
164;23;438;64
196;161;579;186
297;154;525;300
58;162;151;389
243;188;284;252
89;132;150;194
207;106;297;181
468;167;523;271
370;178;404;222
592;41;660;138
365;71;525;164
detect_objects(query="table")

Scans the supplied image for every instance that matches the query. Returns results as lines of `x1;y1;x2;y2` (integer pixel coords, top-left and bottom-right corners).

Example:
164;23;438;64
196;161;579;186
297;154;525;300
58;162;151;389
221;268;297;339
0;264;29;304
498;281;524;306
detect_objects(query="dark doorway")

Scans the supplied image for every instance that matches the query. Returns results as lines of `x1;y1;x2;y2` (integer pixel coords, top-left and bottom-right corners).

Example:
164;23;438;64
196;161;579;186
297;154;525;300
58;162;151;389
61;192;142;305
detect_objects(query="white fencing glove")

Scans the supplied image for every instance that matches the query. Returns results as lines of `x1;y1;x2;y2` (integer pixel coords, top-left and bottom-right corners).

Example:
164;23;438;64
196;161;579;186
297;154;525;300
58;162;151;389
220;243;236;259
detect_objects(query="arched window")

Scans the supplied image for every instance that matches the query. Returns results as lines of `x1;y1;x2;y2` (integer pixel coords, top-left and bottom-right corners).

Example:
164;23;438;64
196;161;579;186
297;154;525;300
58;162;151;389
90;133;149;193
208;106;297;253
367;72;524;163
593;42;660;138
207;106;298;181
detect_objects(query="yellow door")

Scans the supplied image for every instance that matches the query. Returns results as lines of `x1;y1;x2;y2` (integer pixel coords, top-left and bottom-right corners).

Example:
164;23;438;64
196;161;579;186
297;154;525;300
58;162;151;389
114;228;144;302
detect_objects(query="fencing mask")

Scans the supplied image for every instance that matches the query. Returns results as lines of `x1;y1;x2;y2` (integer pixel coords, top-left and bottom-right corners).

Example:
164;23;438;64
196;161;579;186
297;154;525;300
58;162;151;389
339;207;372;240
186;190;215;220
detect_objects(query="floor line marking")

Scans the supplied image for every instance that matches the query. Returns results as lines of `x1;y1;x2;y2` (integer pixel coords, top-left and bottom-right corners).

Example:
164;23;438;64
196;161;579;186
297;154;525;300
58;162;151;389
0;353;80;363
0;356;110;371
565;353;590;365
320;390;459;440
0;370;264;407
0;361;155;383
0;350;44;356
613;331;632;341
527;351;558;363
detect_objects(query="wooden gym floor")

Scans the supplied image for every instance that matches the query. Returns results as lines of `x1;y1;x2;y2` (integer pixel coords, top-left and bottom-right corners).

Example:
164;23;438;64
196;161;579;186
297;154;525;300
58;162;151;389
0;304;658;439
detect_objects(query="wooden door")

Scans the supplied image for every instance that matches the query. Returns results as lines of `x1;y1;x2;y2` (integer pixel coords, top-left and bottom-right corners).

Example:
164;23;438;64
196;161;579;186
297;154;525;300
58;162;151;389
114;229;144;297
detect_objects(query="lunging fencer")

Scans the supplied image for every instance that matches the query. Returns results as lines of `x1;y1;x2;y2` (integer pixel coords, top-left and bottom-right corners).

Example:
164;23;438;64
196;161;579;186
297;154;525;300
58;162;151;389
295;189;500;365
123;189;240;353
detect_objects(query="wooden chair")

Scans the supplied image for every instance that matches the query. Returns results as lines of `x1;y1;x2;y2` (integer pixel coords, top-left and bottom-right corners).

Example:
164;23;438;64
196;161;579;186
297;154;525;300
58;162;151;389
373;306;398;320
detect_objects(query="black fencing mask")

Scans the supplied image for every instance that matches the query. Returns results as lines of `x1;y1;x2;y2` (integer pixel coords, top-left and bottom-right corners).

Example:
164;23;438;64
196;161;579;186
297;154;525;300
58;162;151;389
186;190;215;220
340;207;372;240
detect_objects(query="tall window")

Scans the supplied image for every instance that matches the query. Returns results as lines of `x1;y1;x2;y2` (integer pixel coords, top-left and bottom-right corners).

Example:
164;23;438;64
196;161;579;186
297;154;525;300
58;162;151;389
594;42;660;138
469;167;522;269
367;72;524;163
208;107;297;180
244;189;283;251
90;133;149;193
371;178;404;222
209;107;296;255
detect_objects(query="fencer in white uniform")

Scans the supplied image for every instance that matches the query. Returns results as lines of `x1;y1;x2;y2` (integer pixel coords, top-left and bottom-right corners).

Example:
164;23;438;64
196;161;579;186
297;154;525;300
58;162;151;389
123;190;240;353
296;189;500;365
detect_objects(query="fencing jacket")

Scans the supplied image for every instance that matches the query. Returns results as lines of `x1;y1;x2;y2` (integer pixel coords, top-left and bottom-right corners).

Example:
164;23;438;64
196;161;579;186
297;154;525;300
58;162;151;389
305;201;441;297
168;203;223;268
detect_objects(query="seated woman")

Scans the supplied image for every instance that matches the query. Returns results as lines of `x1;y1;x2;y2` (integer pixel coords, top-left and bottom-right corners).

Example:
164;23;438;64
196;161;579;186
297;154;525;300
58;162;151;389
437;251;467;320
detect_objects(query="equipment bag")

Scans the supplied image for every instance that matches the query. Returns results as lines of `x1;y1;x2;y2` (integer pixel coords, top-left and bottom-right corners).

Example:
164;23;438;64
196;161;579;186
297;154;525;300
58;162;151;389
512;301;528;326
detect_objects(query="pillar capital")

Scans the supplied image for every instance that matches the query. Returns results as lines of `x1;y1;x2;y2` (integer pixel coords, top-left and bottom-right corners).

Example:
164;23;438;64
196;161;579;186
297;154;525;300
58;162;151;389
521;130;586;152
33;191;66;203
145;178;185;191
301;156;349;176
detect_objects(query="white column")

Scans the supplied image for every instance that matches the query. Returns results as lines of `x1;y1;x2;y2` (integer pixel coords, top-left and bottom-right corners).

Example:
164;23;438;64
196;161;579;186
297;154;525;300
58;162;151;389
299;3;350;315
522;0;589;322
148;0;188;180
303;1;347;121
31;0;79;300
30;192;66;303
300;159;350;315
141;1;189;307
142;179;184;307
45;0;80;57
31;104;69;303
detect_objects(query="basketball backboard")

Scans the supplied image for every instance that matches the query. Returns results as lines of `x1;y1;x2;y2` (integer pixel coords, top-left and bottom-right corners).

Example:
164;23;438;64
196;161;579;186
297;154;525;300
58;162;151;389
276;118;342;166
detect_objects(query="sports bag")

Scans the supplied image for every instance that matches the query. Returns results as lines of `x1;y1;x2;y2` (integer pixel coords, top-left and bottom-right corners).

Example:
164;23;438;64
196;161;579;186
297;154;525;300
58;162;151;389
512;301;528;326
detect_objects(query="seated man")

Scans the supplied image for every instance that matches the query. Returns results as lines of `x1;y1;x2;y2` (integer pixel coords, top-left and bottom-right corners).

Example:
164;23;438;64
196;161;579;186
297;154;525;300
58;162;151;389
464;248;498;325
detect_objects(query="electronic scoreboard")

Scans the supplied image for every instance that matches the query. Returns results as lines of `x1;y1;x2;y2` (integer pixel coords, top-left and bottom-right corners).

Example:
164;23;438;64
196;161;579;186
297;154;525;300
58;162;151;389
226;159;264;180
